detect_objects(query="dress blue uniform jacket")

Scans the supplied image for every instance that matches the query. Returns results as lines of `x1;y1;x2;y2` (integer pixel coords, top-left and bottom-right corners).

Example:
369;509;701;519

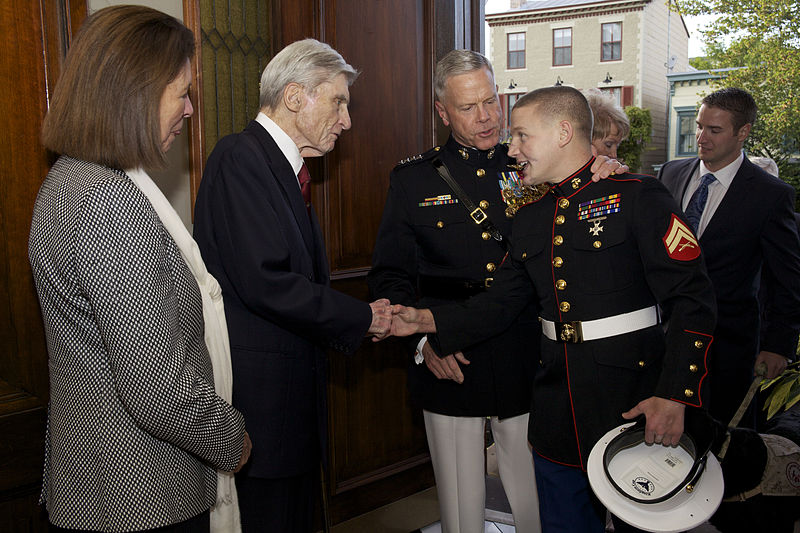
657;156;800;424
194;120;372;478
432;159;717;468
368;137;538;418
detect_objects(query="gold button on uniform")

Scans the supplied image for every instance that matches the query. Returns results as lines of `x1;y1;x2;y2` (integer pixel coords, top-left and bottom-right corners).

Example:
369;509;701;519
554;235;564;245
689;364;698;373
486;262;496;272
560;301;571;312
638;360;645;368
694;340;704;349
479;200;489;209
555;215;565;225
481;231;491;240
558;198;570;209
593;241;602;248
553;257;563;267
436;221;444;228
477;169;486;177
556;279;566;290
522;252;528;259
434;146;441;151
684;389;695;398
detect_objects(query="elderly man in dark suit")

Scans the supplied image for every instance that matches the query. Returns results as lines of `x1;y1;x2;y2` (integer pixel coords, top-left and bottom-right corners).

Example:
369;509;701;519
193;39;391;533
657;88;800;427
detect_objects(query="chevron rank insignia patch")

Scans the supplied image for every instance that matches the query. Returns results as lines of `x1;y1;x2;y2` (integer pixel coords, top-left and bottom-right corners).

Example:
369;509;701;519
663;214;700;261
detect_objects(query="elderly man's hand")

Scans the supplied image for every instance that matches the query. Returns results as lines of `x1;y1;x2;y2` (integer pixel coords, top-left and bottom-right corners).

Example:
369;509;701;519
590;155;629;182
368;298;392;339
376;305;437;340
421;341;470;383
622;397;685;447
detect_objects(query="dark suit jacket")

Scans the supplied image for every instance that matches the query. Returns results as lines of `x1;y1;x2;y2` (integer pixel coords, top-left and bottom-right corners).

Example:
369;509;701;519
194;120;372;478
657;156;800;423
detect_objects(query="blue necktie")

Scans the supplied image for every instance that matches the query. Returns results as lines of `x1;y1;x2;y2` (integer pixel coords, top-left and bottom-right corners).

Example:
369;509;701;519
684;173;716;233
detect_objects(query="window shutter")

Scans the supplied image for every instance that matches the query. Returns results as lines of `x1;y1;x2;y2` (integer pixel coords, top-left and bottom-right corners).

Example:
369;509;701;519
622;85;634;107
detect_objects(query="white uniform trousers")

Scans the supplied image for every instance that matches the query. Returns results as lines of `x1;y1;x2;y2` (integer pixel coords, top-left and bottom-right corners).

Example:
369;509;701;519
423;410;541;533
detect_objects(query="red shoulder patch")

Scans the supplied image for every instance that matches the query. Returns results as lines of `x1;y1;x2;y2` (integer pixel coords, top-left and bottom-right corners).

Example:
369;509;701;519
662;214;700;261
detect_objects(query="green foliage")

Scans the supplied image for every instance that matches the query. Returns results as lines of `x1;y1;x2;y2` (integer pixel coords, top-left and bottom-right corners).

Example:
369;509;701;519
676;0;800;204
689;56;713;70
618;106;652;173
760;361;800;420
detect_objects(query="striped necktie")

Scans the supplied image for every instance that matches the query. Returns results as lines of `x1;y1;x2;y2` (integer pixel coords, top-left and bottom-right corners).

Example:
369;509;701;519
684;173;716;233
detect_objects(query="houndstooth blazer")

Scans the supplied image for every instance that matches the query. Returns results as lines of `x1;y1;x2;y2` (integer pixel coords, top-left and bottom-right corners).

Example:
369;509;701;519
28;156;246;532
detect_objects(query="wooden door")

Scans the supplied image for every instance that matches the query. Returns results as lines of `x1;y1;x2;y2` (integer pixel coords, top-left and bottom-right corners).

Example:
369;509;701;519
0;1;86;531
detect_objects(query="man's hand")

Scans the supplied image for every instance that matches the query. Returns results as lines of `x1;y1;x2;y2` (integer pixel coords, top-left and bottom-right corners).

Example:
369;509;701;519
421;341;470;383
755;350;789;379
377;305;436;340
590;155;629;182
368;298;392;339
234;431;252;473
622;397;685;446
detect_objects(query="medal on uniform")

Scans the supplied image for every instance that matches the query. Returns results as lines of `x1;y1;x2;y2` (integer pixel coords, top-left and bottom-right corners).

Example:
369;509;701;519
418;194;458;207
498;171;549;217
578;193;621;221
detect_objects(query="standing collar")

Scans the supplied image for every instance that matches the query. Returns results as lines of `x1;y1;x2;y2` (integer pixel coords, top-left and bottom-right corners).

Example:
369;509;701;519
548;157;596;198
444;135;503;167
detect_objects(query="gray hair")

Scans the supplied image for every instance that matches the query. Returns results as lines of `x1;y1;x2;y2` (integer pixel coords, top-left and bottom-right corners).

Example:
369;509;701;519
749;156;779;177
259;38;359;111
434;49;494;102
582;88;630;141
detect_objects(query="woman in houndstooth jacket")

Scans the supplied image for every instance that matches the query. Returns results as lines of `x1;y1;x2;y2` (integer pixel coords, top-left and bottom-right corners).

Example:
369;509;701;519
28;6;250;532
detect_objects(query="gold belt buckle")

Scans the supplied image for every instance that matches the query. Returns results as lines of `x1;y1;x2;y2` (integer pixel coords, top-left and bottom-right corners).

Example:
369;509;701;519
556;321;584;343
470;207;487;224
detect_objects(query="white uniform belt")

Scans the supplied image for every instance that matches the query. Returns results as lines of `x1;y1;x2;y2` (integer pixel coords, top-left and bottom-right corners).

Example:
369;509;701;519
541;306;659;343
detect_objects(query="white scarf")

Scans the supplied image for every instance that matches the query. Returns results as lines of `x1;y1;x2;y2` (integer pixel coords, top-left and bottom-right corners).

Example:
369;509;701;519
127;168;240;533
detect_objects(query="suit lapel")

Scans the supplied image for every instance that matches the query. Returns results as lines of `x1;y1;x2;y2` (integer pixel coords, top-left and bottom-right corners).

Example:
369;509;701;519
701;159;754;241
246;122;316;255
671;158;700;201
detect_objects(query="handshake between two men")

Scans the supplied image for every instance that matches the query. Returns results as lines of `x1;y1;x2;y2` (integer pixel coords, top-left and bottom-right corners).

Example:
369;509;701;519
368;300;468;383
369;301;435;340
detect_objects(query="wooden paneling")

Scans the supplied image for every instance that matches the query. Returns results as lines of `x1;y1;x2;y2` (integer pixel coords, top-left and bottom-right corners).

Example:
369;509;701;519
326;279;435;523
322;0;434;273
0;1;86;530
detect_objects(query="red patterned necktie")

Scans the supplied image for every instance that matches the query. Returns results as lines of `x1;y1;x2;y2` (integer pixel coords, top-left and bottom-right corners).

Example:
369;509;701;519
298;163;311;215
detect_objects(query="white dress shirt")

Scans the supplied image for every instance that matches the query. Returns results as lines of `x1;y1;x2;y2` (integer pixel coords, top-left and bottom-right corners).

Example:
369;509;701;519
681;151;744;237
255;112;304;188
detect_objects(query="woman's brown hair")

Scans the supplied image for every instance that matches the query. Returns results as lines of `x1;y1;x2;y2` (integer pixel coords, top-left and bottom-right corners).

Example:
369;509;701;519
42;5;194;170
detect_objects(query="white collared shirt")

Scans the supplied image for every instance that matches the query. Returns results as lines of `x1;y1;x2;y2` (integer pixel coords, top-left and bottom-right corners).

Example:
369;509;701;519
681;151;744;237
254;112;305;188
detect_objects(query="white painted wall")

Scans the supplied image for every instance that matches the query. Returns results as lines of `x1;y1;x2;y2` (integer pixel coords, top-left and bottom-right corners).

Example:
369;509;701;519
89;0;193;230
